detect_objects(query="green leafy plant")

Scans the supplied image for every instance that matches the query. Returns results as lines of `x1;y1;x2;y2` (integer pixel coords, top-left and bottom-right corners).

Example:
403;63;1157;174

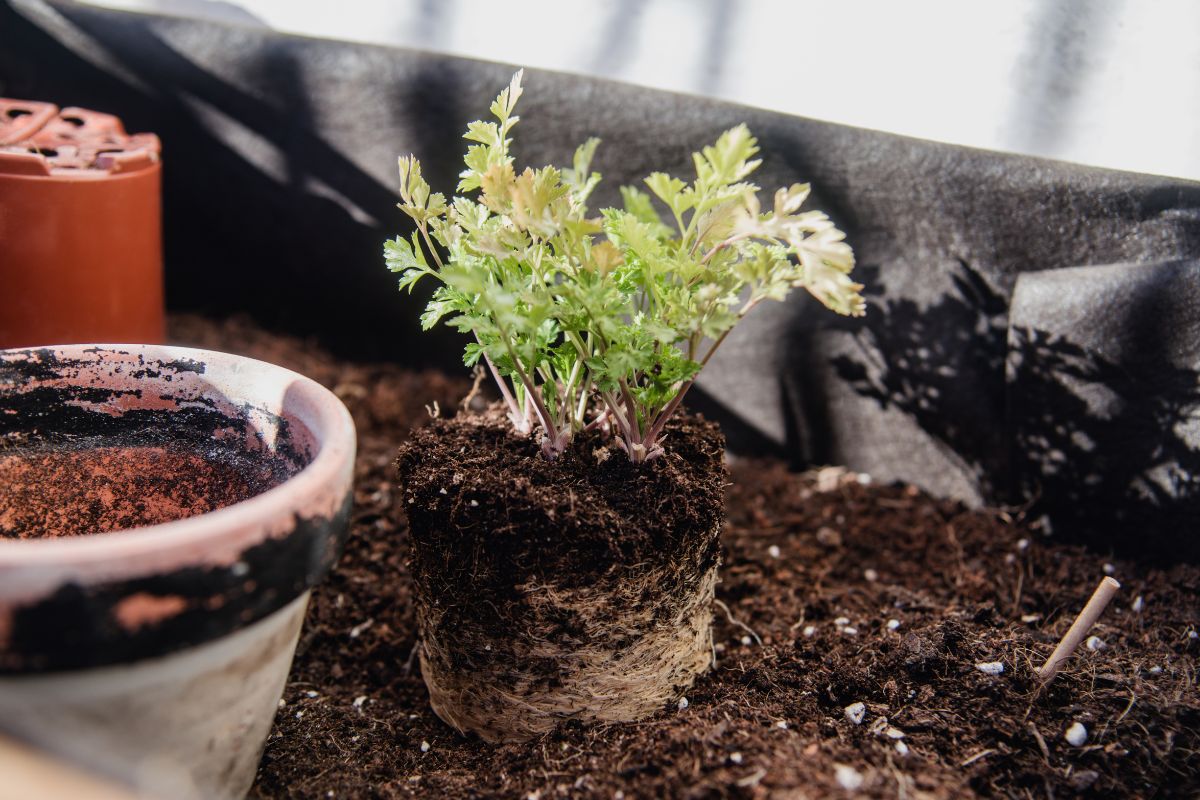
386;71;863;462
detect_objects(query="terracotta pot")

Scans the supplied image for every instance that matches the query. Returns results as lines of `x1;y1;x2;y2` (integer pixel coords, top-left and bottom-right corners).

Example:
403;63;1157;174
0;99;163;349
0;344;356;799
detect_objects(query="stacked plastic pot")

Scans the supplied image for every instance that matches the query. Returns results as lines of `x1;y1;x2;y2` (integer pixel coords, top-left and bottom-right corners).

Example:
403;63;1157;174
0;98;163;348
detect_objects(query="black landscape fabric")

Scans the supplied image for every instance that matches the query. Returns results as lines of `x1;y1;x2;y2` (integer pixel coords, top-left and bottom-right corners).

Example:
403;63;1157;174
2;0;1198;558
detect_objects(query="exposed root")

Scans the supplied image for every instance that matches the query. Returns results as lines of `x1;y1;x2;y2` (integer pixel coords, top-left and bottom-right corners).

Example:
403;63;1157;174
419;564;719;743
713;598;762;646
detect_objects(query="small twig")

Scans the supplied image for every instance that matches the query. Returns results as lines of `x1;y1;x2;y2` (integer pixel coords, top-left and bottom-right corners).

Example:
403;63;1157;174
1037;576;1120;684
714;599;762;646
1011;564;1025;617
1028;721;1051;764
960;748;996;767
459;365;487;412
402;640;420;676
1116;692;1137;724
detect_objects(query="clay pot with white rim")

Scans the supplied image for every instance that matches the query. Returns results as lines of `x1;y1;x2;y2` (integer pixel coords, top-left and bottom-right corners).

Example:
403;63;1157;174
0;344;356;800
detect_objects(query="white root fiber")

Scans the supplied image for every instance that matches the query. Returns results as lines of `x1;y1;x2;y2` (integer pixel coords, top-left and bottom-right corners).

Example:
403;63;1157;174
418;559;719;743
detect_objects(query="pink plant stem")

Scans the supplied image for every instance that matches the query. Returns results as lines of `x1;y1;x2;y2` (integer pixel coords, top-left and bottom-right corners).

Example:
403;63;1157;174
644;380;694;447
483;354;525;430
617;379;642;444
582;409;610;433
496;336;561;452
643;319;742;446
601;391;636;443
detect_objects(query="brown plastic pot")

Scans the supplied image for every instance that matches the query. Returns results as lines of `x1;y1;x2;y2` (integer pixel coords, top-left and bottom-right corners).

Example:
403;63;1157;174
0;99;164;348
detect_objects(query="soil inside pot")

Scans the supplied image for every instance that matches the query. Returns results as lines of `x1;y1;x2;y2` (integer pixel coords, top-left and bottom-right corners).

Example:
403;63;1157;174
167;315;1199;800
0;433;293;539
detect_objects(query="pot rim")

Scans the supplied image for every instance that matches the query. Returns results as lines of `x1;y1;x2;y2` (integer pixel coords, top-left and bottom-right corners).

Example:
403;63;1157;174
0;159;162;183
0;343;355;572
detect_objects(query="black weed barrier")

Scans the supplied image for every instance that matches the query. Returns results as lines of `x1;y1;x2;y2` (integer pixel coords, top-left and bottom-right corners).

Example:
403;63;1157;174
3;0;1197;559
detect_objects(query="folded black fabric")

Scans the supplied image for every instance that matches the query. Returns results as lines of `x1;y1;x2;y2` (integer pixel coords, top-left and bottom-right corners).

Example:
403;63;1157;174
3;0;1198;558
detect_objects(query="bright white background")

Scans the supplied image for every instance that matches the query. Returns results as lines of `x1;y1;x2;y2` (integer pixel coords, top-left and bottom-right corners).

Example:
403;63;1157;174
92;0;1200;181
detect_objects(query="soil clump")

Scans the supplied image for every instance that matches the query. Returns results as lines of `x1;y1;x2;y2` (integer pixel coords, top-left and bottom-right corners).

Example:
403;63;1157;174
398;409;725;740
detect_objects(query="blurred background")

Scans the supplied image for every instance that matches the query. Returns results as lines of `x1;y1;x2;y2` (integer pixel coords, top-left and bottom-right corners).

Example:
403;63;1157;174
87;0;1200;181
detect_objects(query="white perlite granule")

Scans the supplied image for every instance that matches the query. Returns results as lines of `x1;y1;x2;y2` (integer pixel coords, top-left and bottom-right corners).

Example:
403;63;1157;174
835;765;864;790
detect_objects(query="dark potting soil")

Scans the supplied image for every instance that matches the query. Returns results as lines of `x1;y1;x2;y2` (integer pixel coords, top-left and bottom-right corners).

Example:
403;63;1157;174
397;408;726;602
396;410;725;740
0;436;286;539
167;315;1200;800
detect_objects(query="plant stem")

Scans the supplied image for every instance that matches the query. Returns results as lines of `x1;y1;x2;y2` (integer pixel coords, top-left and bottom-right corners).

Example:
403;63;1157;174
617;378;642;444
482;353;526;432
642;323;736;446
700;232;754;266
645;291;764;446
582;408;610;433
562;357;583;420
417;222;445;270
498;335;565;457
600;389;636;444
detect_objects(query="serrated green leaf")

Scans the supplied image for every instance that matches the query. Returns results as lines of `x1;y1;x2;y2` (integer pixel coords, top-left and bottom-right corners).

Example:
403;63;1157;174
383;74;860;461
464;120;500;145
462;342;485;367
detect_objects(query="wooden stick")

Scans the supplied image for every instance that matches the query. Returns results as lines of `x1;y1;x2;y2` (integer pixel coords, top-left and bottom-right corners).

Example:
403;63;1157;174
1037;576;1120;683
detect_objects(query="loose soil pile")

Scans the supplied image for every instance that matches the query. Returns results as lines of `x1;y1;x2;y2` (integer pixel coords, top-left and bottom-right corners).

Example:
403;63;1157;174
170;315;1200;799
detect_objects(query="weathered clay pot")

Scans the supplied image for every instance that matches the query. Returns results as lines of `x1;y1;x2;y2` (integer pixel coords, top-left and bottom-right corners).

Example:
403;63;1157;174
0;99;163;348
0;344;355;799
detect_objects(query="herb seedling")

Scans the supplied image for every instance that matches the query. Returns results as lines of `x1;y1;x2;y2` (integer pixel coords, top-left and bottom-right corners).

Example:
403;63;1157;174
386;71;863;461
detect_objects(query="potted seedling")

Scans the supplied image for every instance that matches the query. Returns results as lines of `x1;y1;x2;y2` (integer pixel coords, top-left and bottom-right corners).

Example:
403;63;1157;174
0;344;355;799
387;71;863;742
